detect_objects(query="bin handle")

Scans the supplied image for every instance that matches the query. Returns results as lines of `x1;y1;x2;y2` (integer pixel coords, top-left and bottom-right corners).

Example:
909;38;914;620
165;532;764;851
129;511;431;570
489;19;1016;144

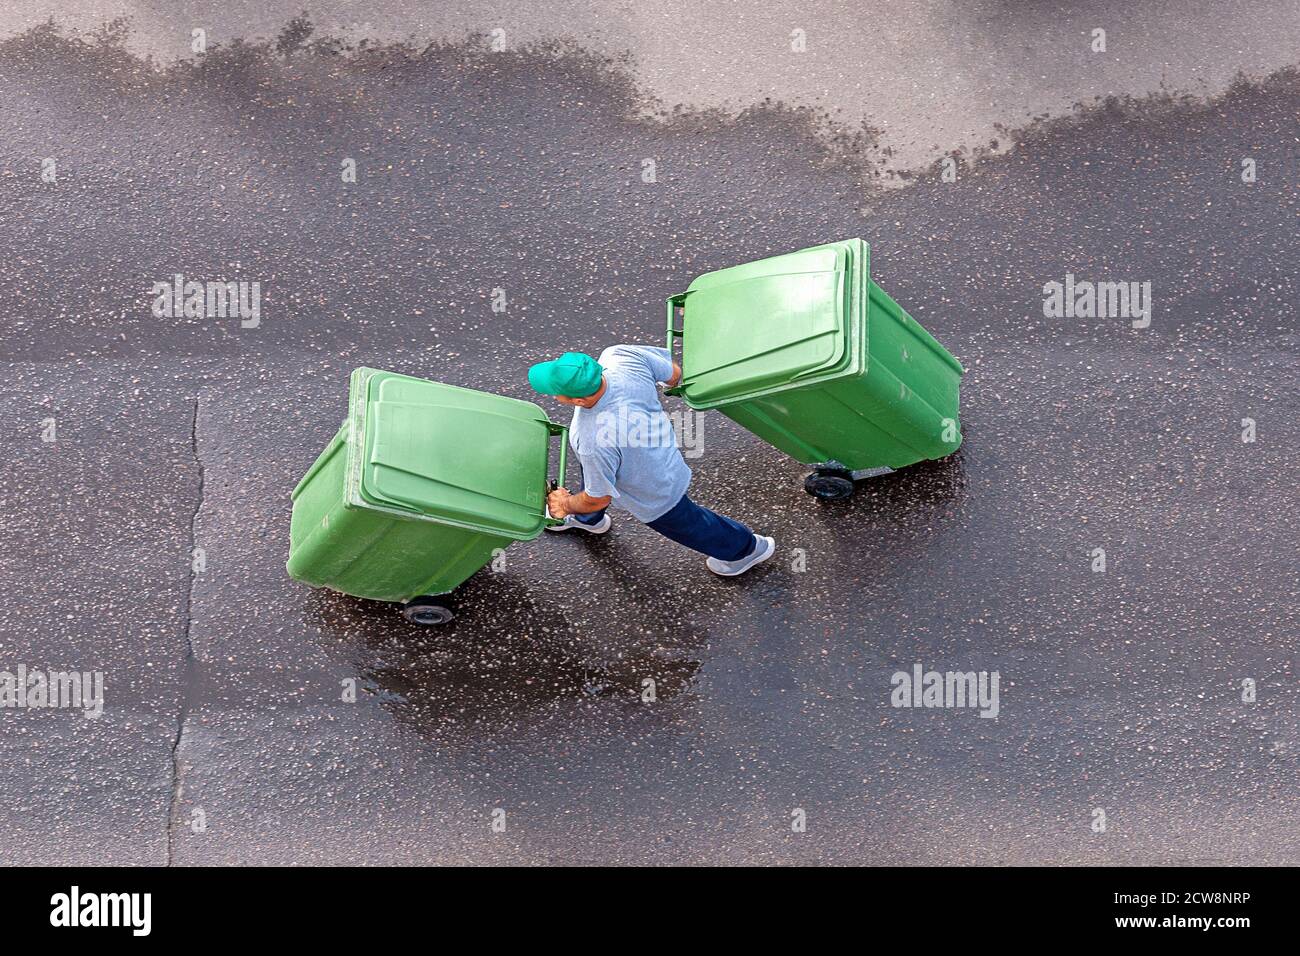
544;421;569;527
664;292;690;396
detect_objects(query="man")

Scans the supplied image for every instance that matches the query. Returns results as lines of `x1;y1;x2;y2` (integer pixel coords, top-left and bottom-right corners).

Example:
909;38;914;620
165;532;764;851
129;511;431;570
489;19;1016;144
529;346;775;577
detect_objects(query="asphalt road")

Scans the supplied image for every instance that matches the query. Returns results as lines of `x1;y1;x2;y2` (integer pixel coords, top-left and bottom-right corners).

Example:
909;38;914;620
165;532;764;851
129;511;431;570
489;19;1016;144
0;13;1296;864
9;0;1300;176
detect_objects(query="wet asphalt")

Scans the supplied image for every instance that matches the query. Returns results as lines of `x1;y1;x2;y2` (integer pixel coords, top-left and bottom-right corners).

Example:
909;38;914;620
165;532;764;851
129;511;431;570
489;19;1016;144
0;19;1296;864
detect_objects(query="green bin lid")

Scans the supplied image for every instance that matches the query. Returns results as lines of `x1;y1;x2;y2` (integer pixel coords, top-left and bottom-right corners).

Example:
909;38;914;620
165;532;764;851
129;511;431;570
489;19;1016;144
678;241;865;407
347;369;552;539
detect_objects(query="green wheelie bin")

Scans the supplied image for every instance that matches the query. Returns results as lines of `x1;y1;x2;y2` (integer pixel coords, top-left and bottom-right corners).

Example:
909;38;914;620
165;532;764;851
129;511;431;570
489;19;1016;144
665;238;963;499
286;367;567;624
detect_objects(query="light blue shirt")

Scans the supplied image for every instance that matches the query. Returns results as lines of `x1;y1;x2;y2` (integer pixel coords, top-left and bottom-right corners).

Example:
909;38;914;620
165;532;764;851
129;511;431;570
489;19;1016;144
569;345;691;522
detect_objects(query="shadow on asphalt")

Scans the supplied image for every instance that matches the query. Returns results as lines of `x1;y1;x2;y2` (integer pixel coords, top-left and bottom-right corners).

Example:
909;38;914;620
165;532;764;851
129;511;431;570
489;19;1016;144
306;569;702;742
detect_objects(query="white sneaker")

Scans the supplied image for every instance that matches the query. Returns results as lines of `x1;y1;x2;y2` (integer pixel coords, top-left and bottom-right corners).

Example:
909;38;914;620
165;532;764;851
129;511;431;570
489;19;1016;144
545;512;612;534
707;535;776;576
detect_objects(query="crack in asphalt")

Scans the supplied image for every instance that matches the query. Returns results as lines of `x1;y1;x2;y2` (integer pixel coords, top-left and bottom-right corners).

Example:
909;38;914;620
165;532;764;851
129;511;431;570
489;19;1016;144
167;395;204;865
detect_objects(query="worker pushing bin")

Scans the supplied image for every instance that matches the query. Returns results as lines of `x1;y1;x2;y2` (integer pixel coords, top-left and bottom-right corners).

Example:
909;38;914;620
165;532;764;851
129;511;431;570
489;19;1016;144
665;239;963;499
286;367;567;624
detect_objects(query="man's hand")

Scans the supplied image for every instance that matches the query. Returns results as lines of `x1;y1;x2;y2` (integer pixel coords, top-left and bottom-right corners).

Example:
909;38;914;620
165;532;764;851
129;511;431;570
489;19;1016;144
666;361;682;388
548;487;612;518
547;487;572;518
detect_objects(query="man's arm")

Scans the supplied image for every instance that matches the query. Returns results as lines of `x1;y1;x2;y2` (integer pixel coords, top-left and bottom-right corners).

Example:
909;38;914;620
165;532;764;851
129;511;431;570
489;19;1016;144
612;345;680;388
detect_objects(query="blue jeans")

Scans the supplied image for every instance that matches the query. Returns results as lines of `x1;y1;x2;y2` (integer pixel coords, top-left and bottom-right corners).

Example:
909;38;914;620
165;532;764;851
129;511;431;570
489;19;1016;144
576;492;755;562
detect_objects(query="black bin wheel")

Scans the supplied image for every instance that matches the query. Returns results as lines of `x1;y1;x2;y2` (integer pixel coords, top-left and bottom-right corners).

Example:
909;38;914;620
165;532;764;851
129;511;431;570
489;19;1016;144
804;468;855;500
401;596;456;625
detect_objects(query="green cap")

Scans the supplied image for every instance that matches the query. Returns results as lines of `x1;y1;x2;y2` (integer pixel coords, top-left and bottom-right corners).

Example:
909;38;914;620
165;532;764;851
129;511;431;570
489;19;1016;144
527;351;603;398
